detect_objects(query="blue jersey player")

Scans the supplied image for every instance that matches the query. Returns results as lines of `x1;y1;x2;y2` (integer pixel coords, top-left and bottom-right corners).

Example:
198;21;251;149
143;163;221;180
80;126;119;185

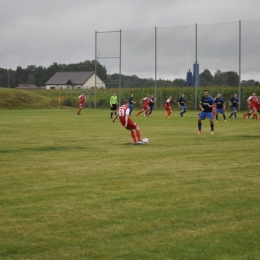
128;93;136;115
198;90;215;134
214;93;226;122
178;94;187;117
148;95;156;115
229;94;239;120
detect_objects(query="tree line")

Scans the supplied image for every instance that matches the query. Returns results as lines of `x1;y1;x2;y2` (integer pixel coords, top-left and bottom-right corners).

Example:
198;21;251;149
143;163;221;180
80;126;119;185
0;61;259;88
0;61;107;88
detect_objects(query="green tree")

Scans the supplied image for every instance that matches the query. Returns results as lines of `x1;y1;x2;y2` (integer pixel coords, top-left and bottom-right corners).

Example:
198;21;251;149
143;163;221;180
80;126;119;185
241;79;260;87
200;69;213;86
224;71;239;86
172;78;186;87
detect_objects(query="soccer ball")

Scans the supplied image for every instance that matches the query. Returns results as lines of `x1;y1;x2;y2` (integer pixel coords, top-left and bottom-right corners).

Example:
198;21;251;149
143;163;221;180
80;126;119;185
142;138;149;144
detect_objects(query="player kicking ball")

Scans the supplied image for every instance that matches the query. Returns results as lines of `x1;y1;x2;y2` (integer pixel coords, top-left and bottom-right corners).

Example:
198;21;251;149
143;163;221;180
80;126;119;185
112;100;146;145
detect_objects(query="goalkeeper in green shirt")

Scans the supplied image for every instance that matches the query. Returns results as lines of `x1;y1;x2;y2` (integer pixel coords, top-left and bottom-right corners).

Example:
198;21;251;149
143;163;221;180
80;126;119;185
110;92;118;118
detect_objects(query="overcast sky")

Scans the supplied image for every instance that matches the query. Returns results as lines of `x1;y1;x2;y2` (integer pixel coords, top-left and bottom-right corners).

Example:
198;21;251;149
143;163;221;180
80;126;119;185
1;0;260;80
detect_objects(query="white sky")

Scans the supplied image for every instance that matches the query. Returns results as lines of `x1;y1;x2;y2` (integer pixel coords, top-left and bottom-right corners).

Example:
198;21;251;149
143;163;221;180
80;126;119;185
1;0;260;80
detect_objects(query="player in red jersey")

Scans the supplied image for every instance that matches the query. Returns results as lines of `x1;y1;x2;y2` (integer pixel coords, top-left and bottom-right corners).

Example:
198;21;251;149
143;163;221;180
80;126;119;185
243;93;258;120
113;100;144;144
165;96;172;118
212;103;216;119
77;92;86;115
135;95;151;117
257;96;260;115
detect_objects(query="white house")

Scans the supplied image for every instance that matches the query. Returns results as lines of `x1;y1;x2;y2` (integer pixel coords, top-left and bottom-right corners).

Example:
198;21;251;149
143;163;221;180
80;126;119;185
45;71;106;90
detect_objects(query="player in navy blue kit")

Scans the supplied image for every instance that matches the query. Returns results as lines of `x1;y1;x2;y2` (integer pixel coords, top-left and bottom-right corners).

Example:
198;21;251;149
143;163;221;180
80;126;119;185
178;94;187;117
148;95;156;116
214;93;226;122
128;93;136;116
198;90;215;134
229;94;239;120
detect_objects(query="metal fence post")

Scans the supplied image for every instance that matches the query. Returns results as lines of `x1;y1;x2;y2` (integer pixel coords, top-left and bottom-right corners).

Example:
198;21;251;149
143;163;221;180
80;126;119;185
239;20;241;111
155;26;157;109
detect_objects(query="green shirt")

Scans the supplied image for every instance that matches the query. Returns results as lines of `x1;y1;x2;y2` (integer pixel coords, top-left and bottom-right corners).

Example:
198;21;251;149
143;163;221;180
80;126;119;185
110;95;118;106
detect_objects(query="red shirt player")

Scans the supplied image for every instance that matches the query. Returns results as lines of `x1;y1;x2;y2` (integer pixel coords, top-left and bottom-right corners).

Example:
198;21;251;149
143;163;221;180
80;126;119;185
77;92;86;115
113;100;144;144
136;95;151;117
212;103;216;118
257;96;260;114
165;96;172;118
243;93;258;120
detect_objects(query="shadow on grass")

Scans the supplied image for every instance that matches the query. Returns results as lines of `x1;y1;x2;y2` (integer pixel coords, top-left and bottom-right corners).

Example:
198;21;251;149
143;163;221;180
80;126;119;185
0;146;86;154
238;135;260;139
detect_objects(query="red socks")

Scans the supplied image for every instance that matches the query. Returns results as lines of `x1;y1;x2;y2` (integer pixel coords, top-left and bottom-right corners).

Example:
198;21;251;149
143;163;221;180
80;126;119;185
131;131;137;143
130;130;141;143
136;129;141;142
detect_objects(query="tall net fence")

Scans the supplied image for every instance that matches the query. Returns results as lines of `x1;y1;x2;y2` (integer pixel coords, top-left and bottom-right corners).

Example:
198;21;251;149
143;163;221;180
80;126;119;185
95;21;260;110
241;20;260;81
97;21;260;82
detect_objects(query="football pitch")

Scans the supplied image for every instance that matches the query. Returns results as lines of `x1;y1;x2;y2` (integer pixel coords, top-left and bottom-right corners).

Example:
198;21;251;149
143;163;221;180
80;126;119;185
0;109;260;259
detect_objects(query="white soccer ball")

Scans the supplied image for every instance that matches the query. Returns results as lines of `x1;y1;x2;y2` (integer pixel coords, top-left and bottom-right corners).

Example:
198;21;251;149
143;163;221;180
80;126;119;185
142;138;149;144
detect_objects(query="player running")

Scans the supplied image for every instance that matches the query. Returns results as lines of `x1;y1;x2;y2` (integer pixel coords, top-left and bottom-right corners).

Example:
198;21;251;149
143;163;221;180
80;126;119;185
243;93;258;120
113;100;144;144
165;96;172;118
214;93;226;122
136;95;151;117
148;95;157;115
197;90;215;134
178;94;187;117
128;93;136;116
257;96;260;115
229;93;239;120
77;92;86;115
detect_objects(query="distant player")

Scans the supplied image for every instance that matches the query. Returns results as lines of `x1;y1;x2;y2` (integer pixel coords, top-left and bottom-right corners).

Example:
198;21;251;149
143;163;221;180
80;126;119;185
110;92;118;118
112;100;144;144
148;95;156;115
77;92;86;115
214;93;226;122
136;95;151;117
128;93;136;116
178;94;187;117
243;93;258;120
257;96;260;115
229;93;239;120
212;103;216;119
198;90;215;134
165;96;172;118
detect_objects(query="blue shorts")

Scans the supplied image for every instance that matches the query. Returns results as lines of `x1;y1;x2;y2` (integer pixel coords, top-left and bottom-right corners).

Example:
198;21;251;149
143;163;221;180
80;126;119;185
199;111;213;120
149;105;154;110
180;106;187;111
216;108;225;114
232;107;237;112
128;104;133;110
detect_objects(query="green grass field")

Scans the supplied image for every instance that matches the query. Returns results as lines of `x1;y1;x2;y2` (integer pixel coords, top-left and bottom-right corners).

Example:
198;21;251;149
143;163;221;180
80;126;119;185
0;109;260;260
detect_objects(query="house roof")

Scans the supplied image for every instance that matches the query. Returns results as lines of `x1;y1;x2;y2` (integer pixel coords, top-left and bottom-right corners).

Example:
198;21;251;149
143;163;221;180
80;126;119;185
15;84;38;89
45;71;95;85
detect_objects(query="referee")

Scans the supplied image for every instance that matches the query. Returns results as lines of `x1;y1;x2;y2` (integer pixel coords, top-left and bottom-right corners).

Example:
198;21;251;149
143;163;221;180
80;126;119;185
110;92;118;118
